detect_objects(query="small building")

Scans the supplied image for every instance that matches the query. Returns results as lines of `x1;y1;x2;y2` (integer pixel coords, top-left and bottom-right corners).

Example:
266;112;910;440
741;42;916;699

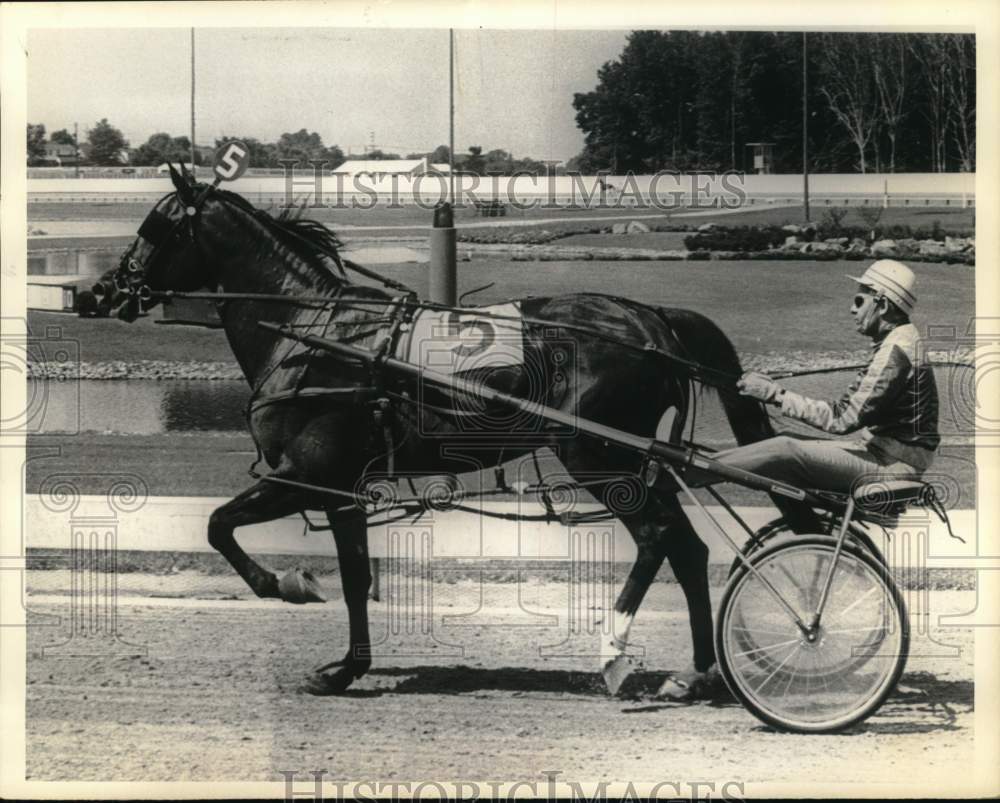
332;158;430;179
42;141;80;166
746;142;775;175
157;162;195;174
27;276;89;312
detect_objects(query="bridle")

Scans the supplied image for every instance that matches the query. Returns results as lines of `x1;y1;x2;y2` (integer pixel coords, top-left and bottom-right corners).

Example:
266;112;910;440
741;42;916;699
113;183;216;306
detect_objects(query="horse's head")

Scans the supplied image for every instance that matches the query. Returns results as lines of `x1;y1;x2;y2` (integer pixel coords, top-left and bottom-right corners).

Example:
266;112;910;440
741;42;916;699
108;164;209;322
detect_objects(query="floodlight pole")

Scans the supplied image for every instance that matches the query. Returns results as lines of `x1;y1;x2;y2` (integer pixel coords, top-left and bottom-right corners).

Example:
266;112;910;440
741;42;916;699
191;28;196;170
802;31;810;222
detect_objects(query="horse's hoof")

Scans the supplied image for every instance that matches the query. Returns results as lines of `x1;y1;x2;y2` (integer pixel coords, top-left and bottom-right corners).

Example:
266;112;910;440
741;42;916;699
278;568;326;604
601;650;640;696
301;668;355;696
655;664;727;702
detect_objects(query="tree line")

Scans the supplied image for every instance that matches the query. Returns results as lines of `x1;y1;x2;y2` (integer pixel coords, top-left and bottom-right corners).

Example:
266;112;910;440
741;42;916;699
27;121;554;175
570;31;975;174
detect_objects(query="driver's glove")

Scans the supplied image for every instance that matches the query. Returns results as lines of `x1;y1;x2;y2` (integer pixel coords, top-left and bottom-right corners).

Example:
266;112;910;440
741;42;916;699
737;372;785;405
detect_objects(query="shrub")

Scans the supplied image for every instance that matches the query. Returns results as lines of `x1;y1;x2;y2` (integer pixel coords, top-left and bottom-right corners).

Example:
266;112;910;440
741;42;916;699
683;225;786;251
818;206;849;237
856;206;884;238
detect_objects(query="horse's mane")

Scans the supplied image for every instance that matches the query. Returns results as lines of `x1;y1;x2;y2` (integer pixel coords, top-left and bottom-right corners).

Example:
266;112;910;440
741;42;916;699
206;184;349;283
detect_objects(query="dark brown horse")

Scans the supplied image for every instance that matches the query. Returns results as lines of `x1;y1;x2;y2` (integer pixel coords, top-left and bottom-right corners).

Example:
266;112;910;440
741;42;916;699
105;167;814;696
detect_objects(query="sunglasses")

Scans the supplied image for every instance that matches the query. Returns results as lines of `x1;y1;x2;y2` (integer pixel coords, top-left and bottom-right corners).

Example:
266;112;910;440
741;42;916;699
852;292;881;308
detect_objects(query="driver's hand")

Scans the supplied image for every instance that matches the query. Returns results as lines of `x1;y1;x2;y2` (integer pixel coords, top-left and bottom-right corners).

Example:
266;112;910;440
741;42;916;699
738;372;784;404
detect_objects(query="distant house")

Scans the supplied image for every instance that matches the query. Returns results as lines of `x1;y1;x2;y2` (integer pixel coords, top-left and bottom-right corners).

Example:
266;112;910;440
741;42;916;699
332;158;430;179
43;141;80;166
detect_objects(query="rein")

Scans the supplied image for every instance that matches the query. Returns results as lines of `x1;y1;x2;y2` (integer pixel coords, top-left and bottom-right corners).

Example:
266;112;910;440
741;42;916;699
141;288;757;393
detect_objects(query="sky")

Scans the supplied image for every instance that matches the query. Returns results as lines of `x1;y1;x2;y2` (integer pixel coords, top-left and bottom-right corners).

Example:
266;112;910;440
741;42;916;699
26;27;629;162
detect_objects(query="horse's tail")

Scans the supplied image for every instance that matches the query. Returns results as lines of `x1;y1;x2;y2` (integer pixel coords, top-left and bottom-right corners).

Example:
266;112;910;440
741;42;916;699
653;307;824;533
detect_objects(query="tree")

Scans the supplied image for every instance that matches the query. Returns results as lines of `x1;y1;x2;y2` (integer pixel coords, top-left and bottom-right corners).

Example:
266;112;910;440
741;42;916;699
817;34;880;173
365;149;400;160
464;145;485;175
946;34;975;171
86;119;129;165
274;128;344;168
131;132;194;166
215;136;276;168
907;35;950;172
50;128;76;145
27;123;47;165
429;144;451;164
871;34;909;172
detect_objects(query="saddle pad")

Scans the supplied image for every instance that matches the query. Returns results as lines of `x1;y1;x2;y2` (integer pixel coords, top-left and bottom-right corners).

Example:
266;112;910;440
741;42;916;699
395;302;524;375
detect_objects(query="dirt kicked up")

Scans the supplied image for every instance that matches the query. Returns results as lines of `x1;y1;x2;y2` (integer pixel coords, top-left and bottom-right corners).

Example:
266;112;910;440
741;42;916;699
26;579;974;789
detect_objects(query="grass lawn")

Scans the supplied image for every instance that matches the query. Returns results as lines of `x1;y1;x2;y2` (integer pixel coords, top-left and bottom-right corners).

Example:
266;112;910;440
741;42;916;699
28;202;974;248
27;201;682;227
28;255;974;362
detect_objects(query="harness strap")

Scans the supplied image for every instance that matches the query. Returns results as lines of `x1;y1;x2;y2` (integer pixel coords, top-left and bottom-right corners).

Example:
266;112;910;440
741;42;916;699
249;386;380;415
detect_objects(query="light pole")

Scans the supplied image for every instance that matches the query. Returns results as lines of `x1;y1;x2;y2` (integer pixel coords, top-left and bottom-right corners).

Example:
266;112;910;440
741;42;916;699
190;28;196;170
802;31;810;222
449;28;455;205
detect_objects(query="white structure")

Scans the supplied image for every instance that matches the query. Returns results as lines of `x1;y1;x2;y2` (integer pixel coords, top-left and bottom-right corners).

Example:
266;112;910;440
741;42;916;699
332;158;430;179
156;162;195;174
27;277;79;311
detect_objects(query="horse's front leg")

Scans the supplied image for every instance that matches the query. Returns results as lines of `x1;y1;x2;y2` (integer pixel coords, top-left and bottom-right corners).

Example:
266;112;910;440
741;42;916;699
208;480;312;600
600;531;668;695
304;509;372;695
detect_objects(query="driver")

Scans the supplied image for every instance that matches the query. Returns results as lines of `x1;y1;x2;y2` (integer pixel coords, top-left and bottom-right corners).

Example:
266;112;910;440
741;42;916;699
716;259;940;493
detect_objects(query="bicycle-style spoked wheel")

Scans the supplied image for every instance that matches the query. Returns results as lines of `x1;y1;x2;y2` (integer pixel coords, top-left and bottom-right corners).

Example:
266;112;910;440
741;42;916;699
716;536;908;733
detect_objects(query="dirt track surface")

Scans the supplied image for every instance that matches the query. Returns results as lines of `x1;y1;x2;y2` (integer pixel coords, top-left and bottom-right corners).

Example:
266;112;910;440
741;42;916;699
26;580;974;786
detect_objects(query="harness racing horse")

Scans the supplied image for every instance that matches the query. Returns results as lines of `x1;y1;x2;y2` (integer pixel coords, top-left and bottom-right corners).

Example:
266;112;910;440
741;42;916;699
106;166;817;697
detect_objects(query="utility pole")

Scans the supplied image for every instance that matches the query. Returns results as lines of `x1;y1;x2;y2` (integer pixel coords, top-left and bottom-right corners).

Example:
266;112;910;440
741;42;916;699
190;28;196;170
73;122;80;177
802;31;810;222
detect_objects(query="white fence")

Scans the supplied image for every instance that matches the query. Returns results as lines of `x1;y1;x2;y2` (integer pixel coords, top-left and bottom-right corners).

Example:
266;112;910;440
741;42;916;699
24;494;976;569
27;172;975;206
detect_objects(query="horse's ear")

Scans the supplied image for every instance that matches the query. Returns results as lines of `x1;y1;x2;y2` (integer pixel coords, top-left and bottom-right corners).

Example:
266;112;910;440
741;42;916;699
167;163;185;190
179;161;193;183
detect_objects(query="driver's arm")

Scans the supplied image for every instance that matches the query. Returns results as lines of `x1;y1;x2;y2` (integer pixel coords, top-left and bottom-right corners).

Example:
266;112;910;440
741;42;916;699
778;342;911;435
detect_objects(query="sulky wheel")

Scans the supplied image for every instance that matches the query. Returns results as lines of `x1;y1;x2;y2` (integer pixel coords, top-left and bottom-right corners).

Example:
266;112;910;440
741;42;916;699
715;536;908;733
727;515;886;580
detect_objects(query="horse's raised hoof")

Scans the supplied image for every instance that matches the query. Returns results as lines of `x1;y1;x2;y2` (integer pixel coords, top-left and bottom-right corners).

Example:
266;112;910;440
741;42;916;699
277;568;326;604
655;664;727;702
601;652;641;696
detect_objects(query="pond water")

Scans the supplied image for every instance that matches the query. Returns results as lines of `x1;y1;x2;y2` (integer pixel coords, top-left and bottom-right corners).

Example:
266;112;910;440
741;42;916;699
28;250;120;278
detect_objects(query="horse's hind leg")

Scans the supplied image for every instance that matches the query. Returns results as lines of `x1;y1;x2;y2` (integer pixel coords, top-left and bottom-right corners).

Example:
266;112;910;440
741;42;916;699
208;480;308;599
602;489;715;693
305;509;372;696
